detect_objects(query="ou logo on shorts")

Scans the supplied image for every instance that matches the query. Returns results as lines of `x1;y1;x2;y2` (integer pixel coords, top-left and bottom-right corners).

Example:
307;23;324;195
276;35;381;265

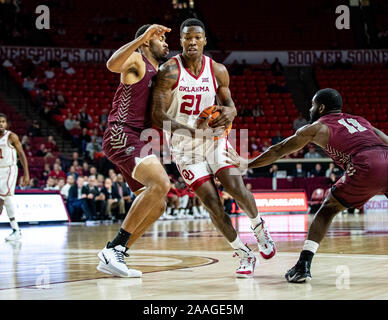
182;169;195;181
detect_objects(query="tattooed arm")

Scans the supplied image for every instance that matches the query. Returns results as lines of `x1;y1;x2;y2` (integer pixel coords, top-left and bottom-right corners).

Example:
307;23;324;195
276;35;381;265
151;59;218;137
210;60;237;128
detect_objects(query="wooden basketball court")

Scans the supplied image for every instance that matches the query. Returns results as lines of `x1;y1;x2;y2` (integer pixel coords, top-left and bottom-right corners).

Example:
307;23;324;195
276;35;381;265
1;212;388;300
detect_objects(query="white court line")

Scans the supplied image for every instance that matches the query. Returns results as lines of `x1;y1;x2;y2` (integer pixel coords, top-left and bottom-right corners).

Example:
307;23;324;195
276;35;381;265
60;248;388;260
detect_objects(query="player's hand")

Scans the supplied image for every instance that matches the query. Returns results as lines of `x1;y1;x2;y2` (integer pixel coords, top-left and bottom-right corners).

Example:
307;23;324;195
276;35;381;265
141;24;171;42
196;117;224;139
223;148;248;171
211;105;236;128
21;175;30;187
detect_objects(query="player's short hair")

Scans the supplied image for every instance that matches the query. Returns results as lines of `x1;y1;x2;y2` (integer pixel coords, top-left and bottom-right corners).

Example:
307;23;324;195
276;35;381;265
314;88;342;111
0;113;7;120
180;18;205;34
135;24;151;39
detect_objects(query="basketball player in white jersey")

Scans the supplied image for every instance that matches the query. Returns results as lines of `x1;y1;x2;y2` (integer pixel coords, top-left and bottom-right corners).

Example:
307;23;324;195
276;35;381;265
0;114;30;241
151;19;276;278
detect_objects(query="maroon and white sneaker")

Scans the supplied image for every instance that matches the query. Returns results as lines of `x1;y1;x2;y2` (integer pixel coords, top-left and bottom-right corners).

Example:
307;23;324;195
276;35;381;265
252;219;276;259
233;246;257;278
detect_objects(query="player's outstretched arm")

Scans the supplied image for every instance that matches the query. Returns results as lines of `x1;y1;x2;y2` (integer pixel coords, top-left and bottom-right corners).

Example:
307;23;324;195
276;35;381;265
106;24;171;74
372;127;388;145
226;124;319;169
9;133;30;186
211;61;237;128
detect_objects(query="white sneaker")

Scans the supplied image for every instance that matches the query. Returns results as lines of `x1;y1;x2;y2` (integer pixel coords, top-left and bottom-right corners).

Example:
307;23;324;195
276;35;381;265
97;243;142;278
233;246;257;278
5;229;22;241
252;219;276;259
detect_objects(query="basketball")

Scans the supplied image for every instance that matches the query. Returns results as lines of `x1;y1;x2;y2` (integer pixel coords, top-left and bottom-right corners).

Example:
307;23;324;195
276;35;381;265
196;105;232;140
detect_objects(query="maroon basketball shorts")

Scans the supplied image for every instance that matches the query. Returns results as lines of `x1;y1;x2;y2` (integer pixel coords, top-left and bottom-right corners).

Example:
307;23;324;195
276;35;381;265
331;147;388;209
102;123;156;192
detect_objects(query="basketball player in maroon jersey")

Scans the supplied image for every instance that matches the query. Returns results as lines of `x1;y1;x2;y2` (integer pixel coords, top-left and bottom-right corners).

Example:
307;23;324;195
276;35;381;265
151;18;275;278
97;24;172;277
226;88;388;282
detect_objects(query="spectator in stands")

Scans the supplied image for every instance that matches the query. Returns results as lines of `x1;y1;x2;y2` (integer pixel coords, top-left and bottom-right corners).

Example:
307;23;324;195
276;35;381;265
31;55;42;65
36;143;49;157
44;176;59;191
95;174;107;218
252;103;264;117
293;112;308;131
248;136;259;154
78;107;92;129
271;130;284;145
16;176;28;190
49;163;67;180
229;59;241;75
54;92;67;110
102;178;124;220
108;169;117;182
261;140;270;152
67;176;91;222
114;173;134;213
309;163;325;177
304;145;322;159
46;135;58;152
22;76;36;91
21;135;29;148
64;113;77;131
89;166;98;177
28;178;40;189
82;175;101;221
61;175;75;200
27;120;42;137
23;143;34;158
238;105;252;117
66;166;78;180
99;120;107;133
271;57;284;75
100;109;109;123
81;162;90;177
90;128;103;146
328;172;338;187
259;58;271;71
69;122;82;147
41;163;51;181
79;127;91;155
325;162;341;178
269;164;278;177
293;163;306;178
86;136;103;161
57;177;66;193
44;67;55;79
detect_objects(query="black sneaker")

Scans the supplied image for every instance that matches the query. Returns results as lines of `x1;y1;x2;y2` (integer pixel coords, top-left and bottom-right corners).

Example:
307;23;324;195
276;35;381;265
285;260;312;283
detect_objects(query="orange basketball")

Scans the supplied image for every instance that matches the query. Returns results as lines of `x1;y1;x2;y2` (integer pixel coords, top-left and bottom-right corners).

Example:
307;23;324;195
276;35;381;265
196;106;232;140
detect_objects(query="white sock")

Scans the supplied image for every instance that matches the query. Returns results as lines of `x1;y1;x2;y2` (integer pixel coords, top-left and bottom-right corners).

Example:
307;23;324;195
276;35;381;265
302;240;319;254
229;235;248;250
10;219;19;231
5;198;19;231
166;207;172;215
249;215;262;229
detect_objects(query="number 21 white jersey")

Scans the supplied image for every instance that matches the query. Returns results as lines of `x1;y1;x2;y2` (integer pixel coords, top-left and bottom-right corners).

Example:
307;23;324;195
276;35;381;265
166;54;218;135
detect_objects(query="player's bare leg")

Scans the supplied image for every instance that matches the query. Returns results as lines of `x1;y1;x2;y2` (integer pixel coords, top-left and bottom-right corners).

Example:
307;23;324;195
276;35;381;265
195;179;256;277
97;157;170;277
216;167;276;259
285;192;346;283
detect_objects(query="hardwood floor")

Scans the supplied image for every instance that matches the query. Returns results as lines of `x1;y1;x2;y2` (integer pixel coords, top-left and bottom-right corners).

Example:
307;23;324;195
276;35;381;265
1;212;388;300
